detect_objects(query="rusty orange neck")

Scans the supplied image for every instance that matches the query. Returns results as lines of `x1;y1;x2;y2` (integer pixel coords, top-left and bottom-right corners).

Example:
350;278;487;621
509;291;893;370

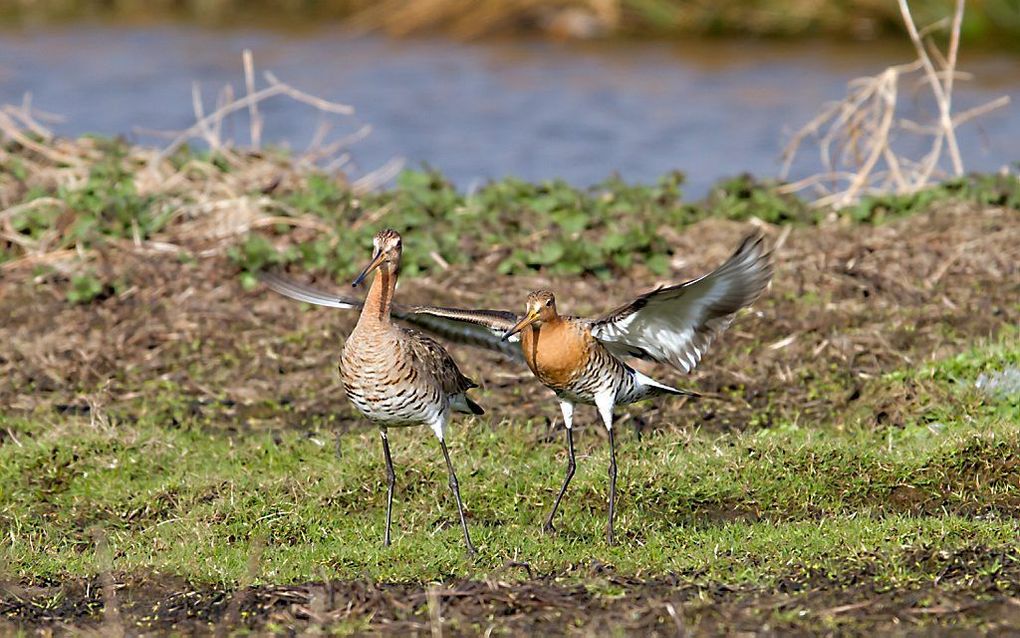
360;262;397;325
520;314;567;363
520;315;590;388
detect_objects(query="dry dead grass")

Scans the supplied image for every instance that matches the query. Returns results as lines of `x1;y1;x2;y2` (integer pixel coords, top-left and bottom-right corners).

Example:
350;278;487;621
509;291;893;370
780;0;1010;207
1;199;1016;436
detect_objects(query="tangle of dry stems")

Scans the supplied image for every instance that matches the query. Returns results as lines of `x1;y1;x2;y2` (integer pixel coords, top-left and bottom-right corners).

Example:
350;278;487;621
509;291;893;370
780;0;1010;208
0;51;402;275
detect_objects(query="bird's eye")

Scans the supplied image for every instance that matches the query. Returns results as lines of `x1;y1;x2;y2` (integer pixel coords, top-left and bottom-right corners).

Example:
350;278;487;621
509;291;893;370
545;299;552;306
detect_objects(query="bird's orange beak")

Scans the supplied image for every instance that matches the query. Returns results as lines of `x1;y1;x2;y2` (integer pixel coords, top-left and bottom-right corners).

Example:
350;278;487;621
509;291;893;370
352;251;386;288
501;309;540;341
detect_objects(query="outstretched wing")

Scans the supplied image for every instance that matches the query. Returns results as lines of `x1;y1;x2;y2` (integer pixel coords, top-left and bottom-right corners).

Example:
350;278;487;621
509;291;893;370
407;305;520;339
401;305;523;361
259;272;524;362
590;232;773;373
259;272;361;309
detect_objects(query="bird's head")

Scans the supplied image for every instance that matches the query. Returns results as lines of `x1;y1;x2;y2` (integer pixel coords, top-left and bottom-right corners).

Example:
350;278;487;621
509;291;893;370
502;289;558;340
353;229;402;287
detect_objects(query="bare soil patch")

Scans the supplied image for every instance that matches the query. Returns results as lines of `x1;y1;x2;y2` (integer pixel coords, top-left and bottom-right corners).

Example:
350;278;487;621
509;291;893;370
4;546;1020;636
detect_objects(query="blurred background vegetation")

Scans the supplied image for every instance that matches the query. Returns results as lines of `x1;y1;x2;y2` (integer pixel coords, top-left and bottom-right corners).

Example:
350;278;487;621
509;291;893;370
3;0;1020;45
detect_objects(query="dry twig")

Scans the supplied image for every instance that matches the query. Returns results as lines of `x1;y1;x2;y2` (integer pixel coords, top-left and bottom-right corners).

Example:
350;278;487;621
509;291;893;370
780;0;1010;207
1;51;402;274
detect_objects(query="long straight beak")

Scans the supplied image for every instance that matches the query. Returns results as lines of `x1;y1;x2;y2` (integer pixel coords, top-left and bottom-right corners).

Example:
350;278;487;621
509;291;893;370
352;251;386;288
501;311;539;341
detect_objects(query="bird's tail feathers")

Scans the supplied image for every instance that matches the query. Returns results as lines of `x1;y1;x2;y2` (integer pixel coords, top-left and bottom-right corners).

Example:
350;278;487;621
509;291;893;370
655;385;701;398
634;370;700;398
451;393;485;415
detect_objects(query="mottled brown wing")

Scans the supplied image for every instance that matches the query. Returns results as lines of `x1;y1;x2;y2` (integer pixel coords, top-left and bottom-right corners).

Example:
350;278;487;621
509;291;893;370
403;307;523;361
259;272;524;362
403;329;478;395
590;232;773;372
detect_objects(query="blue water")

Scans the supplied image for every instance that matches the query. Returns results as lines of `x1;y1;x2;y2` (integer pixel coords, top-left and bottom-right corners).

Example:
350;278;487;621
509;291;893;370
1;26;1017;195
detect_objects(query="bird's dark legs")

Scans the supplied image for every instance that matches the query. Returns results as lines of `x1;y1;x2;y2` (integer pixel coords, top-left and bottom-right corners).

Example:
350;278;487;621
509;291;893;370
607;426;618;546
440;438;477;555
544;426;576;534
380;430;396;547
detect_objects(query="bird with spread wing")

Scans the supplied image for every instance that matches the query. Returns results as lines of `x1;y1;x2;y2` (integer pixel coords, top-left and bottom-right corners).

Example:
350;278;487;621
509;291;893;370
262;231;772;544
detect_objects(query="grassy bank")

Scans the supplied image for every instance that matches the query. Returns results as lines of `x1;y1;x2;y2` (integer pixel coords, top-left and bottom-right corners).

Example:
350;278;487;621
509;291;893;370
1;135;1019;634
3;0;1020;45
2;334;1018;583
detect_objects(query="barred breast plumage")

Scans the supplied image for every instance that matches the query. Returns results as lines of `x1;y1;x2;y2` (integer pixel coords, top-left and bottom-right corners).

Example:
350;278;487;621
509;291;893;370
521;319;649;407
340;324;477;427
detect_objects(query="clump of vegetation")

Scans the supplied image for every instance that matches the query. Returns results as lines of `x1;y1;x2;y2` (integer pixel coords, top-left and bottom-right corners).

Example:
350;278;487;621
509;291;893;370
844;171;1020;223
240;168;799;283
3;131;1016;301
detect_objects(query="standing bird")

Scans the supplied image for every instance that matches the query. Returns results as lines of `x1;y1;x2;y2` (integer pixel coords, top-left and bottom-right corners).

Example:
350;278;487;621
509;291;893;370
264;229;483;554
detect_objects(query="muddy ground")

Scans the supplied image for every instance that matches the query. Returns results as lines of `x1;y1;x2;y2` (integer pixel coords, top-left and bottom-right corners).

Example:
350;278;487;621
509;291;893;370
5;545;1020;636
2;200;1019;635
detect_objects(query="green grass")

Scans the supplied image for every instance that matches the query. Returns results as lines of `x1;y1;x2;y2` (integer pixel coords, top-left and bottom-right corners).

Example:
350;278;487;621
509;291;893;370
2;336;1017;588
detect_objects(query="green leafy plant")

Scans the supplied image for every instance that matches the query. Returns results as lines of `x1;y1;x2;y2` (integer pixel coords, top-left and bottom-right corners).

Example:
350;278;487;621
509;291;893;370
66;272;106;304
4;138;1016;297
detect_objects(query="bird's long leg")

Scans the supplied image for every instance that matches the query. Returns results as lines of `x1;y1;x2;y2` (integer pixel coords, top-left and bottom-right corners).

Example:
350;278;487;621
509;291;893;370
380;429;396;547
544;401;576;534
595;393;618;546
440;438;477;555
607;427;617;546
